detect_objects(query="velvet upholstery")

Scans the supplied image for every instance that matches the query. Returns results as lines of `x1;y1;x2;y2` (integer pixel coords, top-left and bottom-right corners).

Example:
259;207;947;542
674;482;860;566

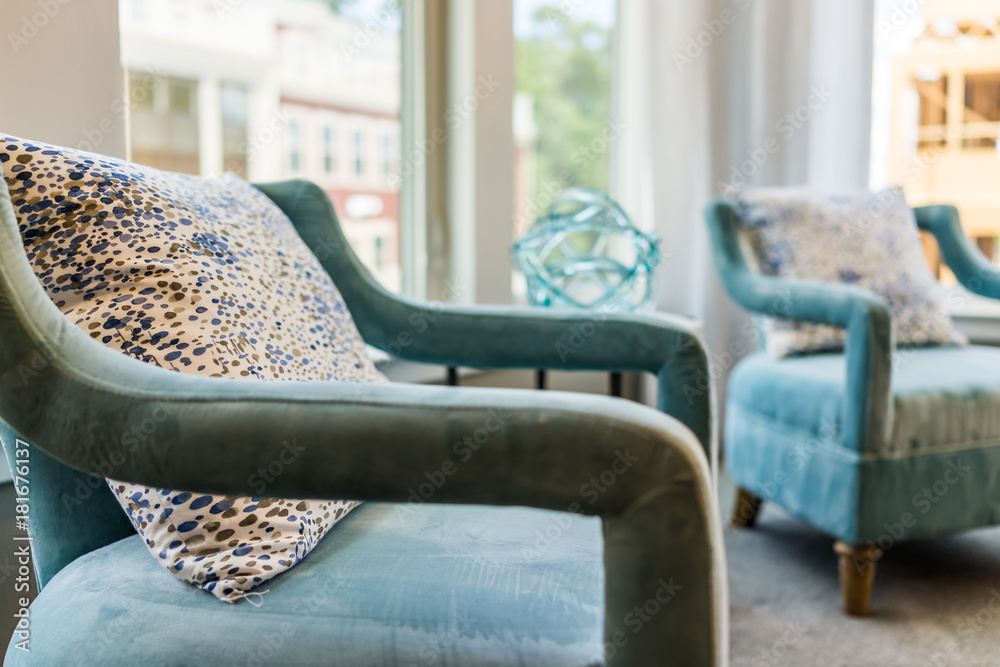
0;178;726;666
6;503;606;666
707;200;1000;545
728;346;1000;455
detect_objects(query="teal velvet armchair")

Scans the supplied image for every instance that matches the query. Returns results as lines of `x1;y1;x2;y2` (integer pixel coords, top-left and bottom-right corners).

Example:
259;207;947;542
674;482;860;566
0;180;726;666
706;200;1000;616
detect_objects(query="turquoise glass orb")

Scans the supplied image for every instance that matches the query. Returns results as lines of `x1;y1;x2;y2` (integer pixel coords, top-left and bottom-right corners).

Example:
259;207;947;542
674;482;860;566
512;187;660;310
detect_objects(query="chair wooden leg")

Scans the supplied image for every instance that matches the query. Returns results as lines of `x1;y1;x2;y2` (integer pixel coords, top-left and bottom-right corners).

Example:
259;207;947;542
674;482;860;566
730;487;763;528
834;541;882;617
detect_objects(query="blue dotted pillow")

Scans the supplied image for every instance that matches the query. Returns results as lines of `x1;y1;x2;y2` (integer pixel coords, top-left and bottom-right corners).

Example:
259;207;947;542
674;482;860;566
2;134;385;602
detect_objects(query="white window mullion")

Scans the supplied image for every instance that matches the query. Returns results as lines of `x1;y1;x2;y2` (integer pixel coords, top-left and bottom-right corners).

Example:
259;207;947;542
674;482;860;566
198;77;223;176
448;0;514;306
401;0;429;300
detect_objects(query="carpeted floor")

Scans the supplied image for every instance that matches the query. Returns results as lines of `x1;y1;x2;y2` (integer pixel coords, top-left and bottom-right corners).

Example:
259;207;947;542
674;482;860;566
721;476;1000;666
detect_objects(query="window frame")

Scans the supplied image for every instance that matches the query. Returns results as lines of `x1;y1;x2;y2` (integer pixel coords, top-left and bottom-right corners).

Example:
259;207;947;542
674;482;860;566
427;0;624;306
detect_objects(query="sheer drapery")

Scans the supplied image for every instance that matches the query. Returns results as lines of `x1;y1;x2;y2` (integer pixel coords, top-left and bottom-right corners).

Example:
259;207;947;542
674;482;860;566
616;0;875;405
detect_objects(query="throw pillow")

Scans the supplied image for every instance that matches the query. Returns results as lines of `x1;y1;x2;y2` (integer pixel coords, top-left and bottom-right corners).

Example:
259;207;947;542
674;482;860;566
2;134;385;603
732;187;966;358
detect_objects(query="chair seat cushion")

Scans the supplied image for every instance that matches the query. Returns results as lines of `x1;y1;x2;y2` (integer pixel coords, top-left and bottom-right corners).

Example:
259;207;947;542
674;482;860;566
728;345;1000;456
5;503;605;667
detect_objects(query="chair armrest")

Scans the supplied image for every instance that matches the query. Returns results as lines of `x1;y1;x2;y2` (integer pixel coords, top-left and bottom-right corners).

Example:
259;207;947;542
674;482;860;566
0;190;726;666
915;205;1000;300
705;201;893;453
255;180;712;453
0;288;724;667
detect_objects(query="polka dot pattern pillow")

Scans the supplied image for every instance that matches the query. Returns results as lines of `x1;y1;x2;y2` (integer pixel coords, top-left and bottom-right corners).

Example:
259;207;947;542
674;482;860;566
2;134;385;602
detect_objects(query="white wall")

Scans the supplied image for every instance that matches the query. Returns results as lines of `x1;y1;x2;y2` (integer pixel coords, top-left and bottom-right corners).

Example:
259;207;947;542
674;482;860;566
0;0;123;483
0;0;124;157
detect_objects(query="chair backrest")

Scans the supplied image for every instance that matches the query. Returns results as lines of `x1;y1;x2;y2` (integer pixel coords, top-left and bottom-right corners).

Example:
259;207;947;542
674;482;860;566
705;198;951;309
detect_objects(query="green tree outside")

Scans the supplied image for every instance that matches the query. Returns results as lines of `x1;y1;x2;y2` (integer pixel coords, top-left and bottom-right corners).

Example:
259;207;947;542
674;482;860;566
516;5;615;195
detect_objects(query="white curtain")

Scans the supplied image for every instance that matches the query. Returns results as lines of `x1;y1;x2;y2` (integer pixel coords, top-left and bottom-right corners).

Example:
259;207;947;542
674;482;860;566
618;0;875;403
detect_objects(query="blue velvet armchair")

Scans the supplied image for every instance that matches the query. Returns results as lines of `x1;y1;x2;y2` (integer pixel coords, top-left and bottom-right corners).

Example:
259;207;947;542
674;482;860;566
706;199;1000;616
0;180;727;665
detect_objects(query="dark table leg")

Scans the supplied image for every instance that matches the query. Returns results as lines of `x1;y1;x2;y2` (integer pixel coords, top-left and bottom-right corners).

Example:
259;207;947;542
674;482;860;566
536;369;546;390
610;372;622;398
447;366;458;386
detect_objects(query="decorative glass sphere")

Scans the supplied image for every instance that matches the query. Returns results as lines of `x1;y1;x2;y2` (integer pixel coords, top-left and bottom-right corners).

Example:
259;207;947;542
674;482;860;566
512;187;660;311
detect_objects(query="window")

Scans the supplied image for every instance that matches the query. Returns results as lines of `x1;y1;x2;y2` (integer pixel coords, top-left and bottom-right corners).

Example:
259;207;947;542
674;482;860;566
512;0;618;295
964;72;1000;149
354;130;366;178
288;120;302;173
126;72;199;174
323;124;336;175
221;83;249;178
872;1;1000;283
382;133;393;178
914;74;948;150
118;0;409;293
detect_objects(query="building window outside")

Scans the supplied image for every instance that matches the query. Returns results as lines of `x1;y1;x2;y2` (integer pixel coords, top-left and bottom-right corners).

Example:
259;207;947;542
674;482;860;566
382;133;392;178
374;235;384;270
964;72;1000;149
288;120;302;173
127;72;200;175
354;130;366;178
873;0;1000;282
221;83;249;177
119;0;406;293
323;124;336;175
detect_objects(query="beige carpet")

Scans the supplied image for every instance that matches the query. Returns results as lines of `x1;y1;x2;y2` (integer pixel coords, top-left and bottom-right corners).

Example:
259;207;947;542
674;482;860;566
721;476;1000;666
